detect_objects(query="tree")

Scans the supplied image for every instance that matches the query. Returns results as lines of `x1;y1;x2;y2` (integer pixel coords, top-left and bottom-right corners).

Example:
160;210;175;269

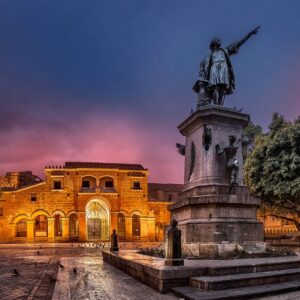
244;113;300;229
242;121;263;160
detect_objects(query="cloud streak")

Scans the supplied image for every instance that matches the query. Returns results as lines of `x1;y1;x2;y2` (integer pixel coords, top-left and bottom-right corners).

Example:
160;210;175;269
0;104;184;183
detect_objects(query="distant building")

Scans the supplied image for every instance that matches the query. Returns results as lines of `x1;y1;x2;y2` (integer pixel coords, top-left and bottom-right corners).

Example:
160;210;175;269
148;183;183;241
0;162;182;243
258;208;298;236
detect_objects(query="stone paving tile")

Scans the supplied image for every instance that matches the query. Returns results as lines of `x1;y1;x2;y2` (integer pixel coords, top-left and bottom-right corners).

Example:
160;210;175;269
53;255;177;300
0;246;177;300
0;252;56;300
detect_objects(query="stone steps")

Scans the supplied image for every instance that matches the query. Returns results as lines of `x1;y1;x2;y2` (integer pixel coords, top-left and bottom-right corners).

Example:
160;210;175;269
206;260;300;276
172;280;300;300
190;268;300;291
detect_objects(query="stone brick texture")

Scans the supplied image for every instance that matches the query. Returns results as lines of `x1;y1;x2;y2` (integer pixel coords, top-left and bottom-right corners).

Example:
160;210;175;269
0;163;181;243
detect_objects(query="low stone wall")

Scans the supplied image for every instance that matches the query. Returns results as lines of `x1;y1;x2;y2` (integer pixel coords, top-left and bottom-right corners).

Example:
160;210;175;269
102;250;205;293
102;250;300;294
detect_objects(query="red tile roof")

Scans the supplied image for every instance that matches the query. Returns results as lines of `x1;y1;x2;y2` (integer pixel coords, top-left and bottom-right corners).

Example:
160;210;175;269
64;162;146;171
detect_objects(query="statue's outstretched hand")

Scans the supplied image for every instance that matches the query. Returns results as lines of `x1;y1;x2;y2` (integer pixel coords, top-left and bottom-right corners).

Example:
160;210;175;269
251;26;261;35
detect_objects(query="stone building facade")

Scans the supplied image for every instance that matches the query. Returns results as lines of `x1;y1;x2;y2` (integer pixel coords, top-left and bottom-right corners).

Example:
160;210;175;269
0;162;182;243
258;208;298;236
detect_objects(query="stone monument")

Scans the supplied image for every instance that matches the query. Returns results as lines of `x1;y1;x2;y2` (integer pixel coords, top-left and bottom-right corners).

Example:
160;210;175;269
170;27;264;256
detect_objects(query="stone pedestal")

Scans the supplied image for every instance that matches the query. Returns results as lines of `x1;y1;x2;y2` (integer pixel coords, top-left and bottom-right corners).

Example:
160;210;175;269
170;105;264;256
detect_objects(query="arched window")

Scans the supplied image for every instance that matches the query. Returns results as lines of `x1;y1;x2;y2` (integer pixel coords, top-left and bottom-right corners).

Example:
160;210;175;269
54;214;62;237
16;219;27;237
99;176;115;192
132;214;140;237
69;214;79;239
117;213;125;237
35;215;48;237
81;176;96;192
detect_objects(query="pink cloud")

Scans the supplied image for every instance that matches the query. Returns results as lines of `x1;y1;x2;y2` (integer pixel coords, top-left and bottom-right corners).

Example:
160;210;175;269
0;109;184;183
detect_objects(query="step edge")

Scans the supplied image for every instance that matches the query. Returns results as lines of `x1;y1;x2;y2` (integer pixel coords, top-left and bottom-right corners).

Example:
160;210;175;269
190;268;300;283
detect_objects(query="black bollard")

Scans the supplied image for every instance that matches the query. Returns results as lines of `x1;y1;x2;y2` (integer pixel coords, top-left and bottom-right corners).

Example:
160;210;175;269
110;229;119;252
164;219;184;266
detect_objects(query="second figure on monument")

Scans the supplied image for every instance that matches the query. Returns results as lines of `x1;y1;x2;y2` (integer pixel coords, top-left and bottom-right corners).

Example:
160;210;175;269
216;135;241;193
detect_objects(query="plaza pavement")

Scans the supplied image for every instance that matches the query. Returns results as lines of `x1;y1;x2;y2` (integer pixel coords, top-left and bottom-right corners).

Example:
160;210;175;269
0;243;176;300
1;243;300;299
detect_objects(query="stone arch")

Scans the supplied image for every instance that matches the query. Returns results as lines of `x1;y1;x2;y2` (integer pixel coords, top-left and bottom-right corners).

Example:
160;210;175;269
31;209;51;220
130;210;142;217
52;210;66;218
81;175;97;181
85;198;110;241
99;175;116;190
66;211;79;218
118;210;129;217
85;196;111;210
81;175;97;188
11;214;30;224
99;175;116;181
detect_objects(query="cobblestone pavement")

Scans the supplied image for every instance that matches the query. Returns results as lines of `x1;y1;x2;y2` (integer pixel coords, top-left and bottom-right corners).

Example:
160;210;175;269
0;245;177;300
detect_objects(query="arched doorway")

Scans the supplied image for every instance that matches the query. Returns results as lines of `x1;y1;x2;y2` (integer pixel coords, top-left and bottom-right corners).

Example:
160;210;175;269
69;214;79;239
86;199;110;241
35;215;48;237
16;219;27;237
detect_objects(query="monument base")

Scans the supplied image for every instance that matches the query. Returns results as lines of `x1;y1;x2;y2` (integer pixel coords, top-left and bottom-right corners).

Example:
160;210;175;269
182;241;266;257
170;185;264;248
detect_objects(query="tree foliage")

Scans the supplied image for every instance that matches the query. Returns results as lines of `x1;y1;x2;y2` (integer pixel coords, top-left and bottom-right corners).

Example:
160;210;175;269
244;113;300;228
242;121;263;160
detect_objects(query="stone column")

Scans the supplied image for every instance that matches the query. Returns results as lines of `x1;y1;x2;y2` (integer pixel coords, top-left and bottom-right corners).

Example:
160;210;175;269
125;217;132;241
27;220;35;242
140;217;149;240
62;218;69;241
147;217;156;241
47;218;55;242
78;212;86;241
110;212;118;235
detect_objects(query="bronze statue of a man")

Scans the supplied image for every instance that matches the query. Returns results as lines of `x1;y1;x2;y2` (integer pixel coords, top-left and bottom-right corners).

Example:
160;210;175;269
199;26;260;106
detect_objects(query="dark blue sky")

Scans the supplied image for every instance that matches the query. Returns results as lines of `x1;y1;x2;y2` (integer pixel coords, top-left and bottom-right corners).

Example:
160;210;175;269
0;1;300;182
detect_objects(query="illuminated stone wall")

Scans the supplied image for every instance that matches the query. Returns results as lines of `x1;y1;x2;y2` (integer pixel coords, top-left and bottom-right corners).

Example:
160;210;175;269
0;162;175;243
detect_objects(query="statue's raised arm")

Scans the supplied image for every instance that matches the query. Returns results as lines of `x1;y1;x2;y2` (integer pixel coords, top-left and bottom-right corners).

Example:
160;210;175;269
235;26;260;50
226;26;260;56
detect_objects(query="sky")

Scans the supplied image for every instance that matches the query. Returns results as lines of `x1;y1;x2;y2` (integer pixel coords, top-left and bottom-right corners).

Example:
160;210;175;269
0;0;300;183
